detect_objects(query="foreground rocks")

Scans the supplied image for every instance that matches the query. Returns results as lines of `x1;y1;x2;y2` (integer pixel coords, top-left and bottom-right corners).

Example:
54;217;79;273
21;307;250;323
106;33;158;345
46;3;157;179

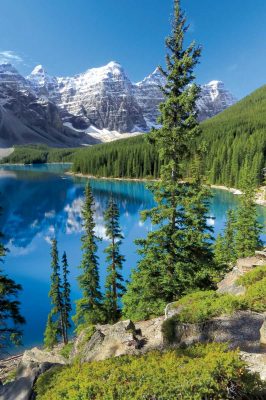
0;347;67;400
217;251;266;295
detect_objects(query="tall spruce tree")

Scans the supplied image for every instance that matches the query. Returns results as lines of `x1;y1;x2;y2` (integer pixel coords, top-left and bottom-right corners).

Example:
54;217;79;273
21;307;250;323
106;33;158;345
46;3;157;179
74;183;102;328
44;312;57;349
104;197;125;323
62;251;71;343
214;209;237;267
44;238;66;347
0;207;25;351
123;0;216;321
234;176;263;258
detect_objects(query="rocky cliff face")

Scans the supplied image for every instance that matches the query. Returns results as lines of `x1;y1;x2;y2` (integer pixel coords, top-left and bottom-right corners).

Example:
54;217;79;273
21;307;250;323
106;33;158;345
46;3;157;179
0;64;97;147
0;61;237;147
27;62;237;136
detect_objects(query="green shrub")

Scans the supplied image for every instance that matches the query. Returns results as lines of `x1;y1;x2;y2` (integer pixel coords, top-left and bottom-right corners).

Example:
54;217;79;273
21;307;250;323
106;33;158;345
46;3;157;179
172;291;242;324
60;342;74;359
243;277;266;312
161;315;179;344
237;265;266;288
34;343;265;400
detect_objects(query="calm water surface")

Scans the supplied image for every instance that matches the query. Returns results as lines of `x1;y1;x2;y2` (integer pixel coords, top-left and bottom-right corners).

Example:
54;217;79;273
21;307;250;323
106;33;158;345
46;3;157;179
0;164;265;351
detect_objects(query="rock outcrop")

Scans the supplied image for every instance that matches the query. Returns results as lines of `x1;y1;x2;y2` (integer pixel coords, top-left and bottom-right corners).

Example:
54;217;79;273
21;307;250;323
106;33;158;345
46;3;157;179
217;252;266;295
72;320;146;362
0;61;237;147
0;347;67;400
260;319;266;346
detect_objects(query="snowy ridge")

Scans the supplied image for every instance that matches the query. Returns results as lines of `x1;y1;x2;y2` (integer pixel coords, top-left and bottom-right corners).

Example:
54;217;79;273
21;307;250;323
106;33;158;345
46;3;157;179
0;61;237;146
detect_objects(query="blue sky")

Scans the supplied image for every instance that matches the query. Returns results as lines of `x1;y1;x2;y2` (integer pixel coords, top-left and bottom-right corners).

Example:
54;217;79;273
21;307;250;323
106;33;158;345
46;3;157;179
0;0;265;98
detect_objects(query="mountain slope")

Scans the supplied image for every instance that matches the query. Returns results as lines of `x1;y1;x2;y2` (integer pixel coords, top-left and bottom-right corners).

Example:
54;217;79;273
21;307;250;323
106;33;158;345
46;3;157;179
27;61;237;135
0;64;98;147
71;85;266;188
0;61;236;147
201;84;266;187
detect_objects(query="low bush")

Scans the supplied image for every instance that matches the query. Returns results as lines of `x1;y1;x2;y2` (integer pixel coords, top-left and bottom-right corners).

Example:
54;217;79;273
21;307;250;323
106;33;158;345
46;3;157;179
237;265;266;288
60;342;74;359
172;291;242;324
243;277;266;313
34;343;265;400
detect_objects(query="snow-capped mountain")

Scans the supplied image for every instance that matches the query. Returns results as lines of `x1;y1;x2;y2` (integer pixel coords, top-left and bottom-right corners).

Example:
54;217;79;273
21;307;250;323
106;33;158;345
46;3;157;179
0;64;97;147
197;80;236;121
0;61;237;147
27;61;237;136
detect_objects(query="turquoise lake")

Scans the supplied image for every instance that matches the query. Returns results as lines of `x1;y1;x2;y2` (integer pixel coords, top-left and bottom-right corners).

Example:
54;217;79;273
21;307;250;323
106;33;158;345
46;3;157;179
0;164;265;352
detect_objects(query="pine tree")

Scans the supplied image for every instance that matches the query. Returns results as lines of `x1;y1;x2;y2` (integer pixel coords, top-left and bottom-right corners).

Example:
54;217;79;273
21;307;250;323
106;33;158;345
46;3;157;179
104;197;125;323
214;210;237;267
45;238;66;347
62;251;71;343
234;175;263;258
74;183;102;328
214;234;226;268
44;312;57;349
0;206;25;352
123;0;215;321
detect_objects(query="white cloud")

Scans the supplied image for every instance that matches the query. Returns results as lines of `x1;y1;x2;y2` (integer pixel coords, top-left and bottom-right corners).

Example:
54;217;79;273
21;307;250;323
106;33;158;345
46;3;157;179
0;50;23;65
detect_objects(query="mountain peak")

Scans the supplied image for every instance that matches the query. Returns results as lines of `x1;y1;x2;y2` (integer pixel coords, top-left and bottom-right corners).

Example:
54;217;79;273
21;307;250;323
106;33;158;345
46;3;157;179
0;63;19;75
30;65;47;75
136;67;165;87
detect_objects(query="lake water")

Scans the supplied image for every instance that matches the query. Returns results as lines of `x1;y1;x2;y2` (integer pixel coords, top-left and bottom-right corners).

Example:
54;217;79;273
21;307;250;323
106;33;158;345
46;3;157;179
0;164;265;352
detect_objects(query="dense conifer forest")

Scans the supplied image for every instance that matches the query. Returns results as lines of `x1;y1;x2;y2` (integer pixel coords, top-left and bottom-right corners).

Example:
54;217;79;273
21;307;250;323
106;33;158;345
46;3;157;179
72;85;266;187
3;85;266;189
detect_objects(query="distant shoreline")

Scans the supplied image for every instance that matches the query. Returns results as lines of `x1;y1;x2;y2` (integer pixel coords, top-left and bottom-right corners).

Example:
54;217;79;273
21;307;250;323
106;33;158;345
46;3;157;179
66;171;266;207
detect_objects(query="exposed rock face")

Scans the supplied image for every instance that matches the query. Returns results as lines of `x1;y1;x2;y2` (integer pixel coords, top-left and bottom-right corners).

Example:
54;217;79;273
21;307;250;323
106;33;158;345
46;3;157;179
0;61;237;146
72;320;145;362
165;311;265;351
197;80;236;121
217;253;266;296
0;64;97;147
0;347;67;400
26;62;237;137
260;319;266;346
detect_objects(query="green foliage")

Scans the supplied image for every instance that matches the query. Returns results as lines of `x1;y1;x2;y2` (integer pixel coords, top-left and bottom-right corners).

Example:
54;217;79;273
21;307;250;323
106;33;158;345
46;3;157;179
104;197;125;323
60;342;74;359
72;135;160;179
237;265;266;287
0;206;25;351
161;266;266;344
61;251;72;343
70;85;266;190
167;291;242;325
161;315;179;344
214;209;237;267
2;145;77;165
201;85;266;188
234;177;263;258
73;184;103;328
243;277;266;313
34;343;265;400
123;1;218;322
45;238;66;345
44;312;58;349
76;325;96;353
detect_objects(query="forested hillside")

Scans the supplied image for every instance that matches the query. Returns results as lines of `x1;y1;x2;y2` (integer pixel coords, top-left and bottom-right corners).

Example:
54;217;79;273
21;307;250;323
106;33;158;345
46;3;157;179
2;145;77;164
201;84;266;187
72;85;266;188
73;135;160;178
